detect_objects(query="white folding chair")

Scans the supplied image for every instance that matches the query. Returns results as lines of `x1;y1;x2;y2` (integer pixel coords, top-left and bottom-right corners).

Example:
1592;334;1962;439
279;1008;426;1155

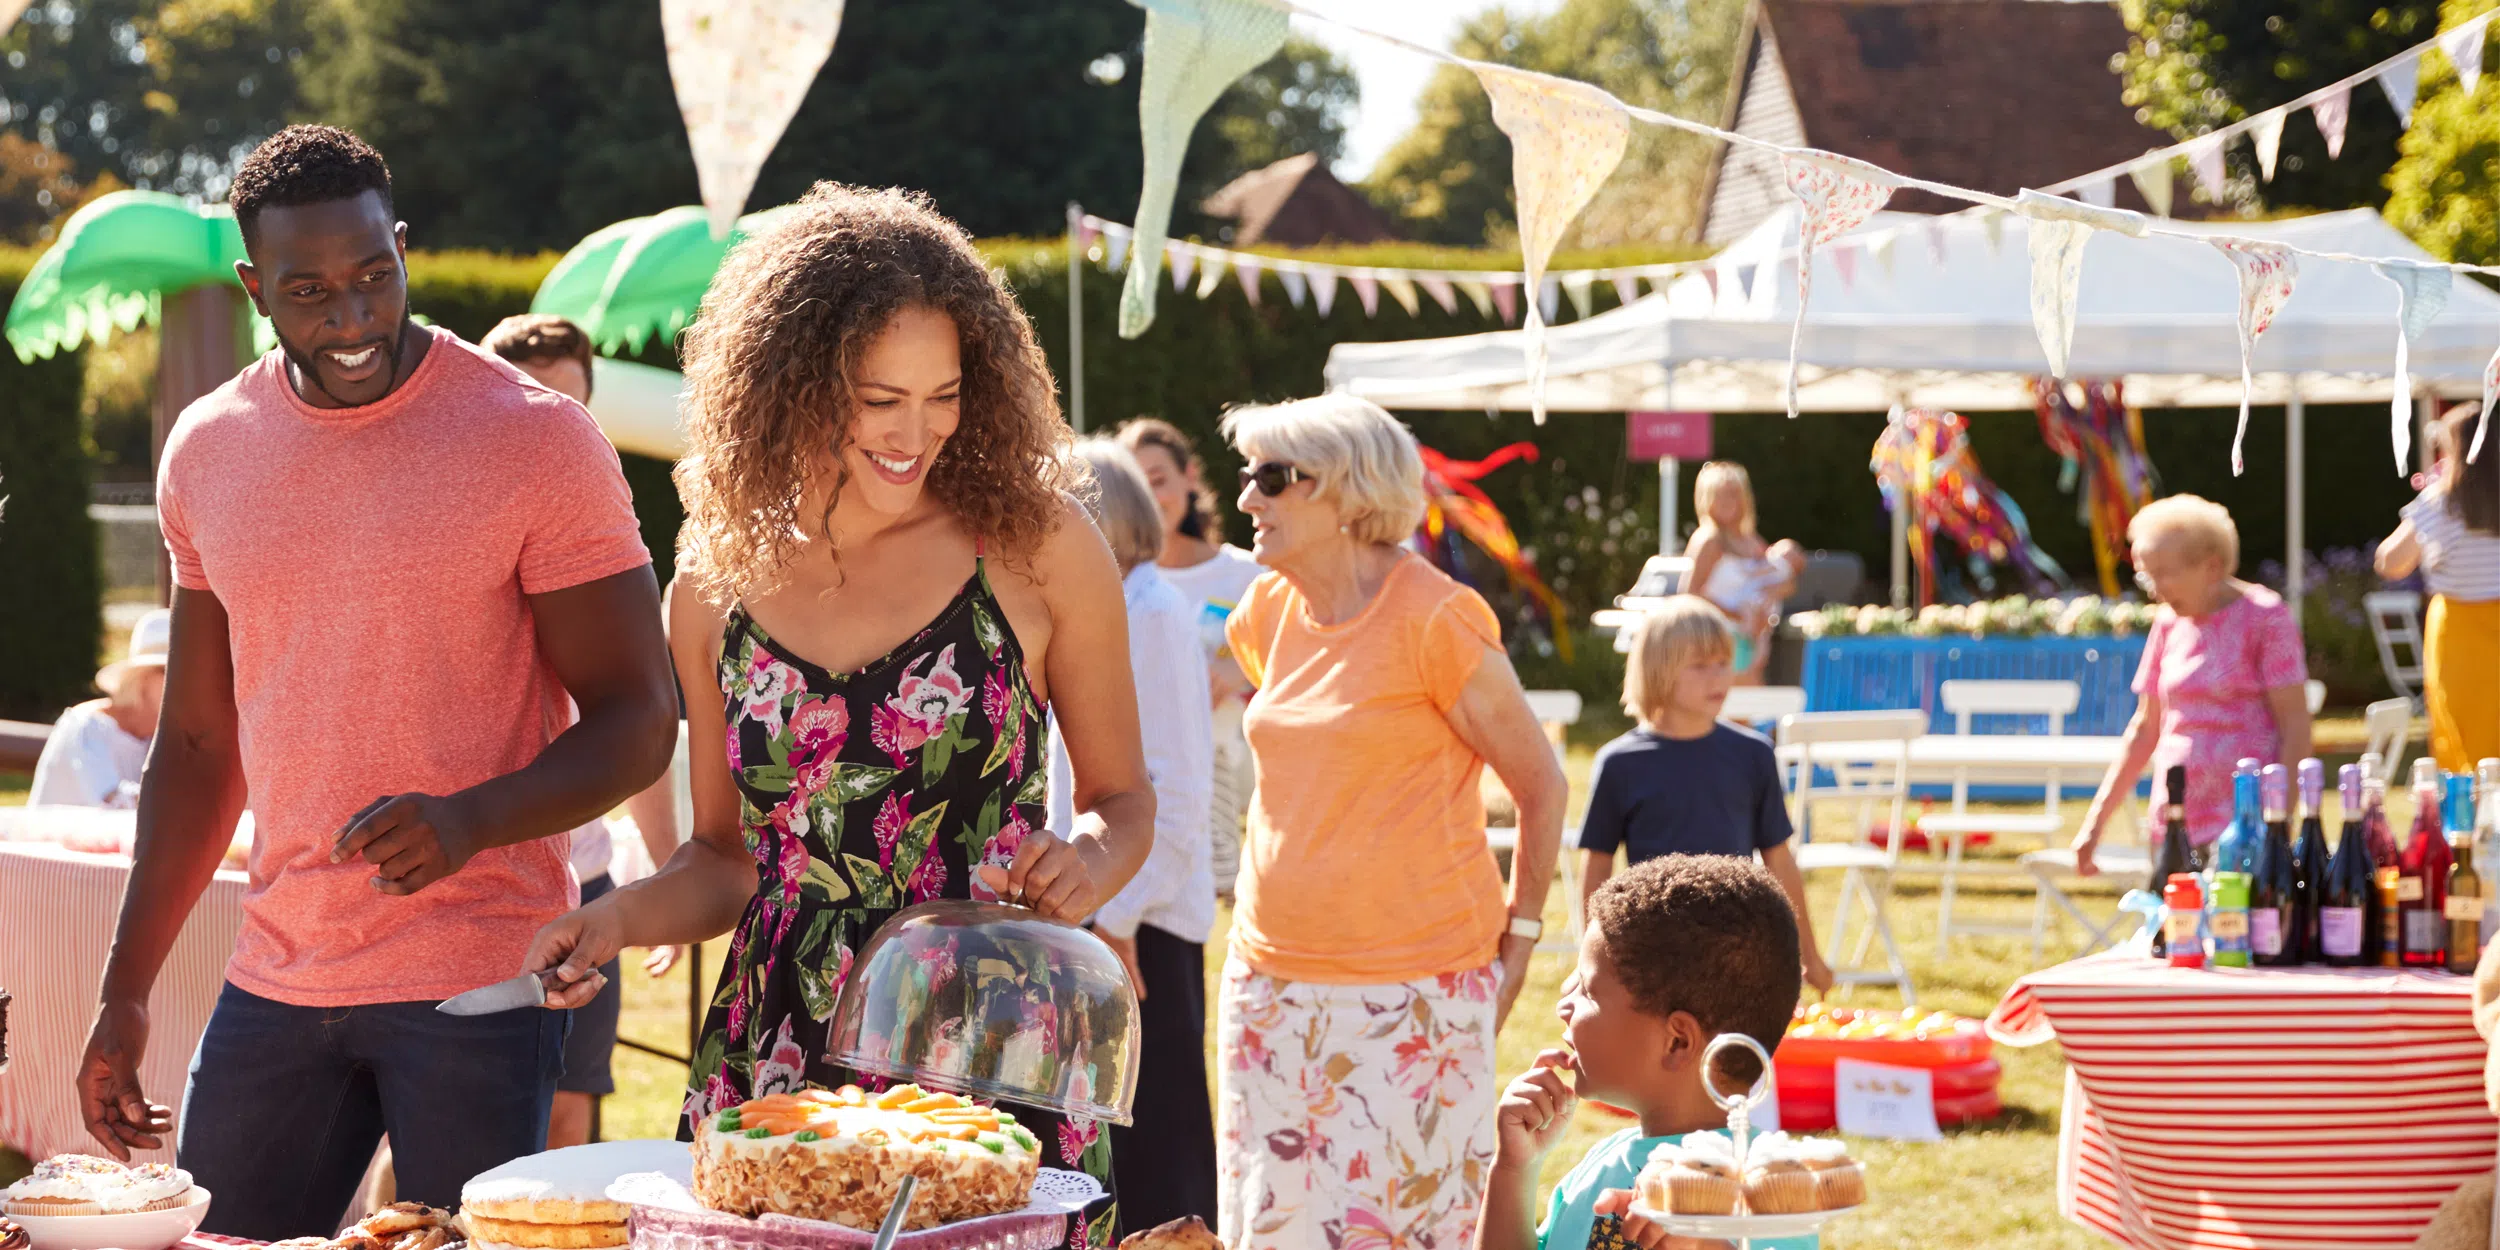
2019;802;2151;964
2363;697;2413;785
1919;680;2080;954
1489;690;1583;953
1722;685;1807;730
2364;591;2427;710
1779;710;1925;1004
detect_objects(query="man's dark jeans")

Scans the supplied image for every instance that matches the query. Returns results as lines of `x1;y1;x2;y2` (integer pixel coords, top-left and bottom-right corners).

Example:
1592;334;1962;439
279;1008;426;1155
178;981;567;1239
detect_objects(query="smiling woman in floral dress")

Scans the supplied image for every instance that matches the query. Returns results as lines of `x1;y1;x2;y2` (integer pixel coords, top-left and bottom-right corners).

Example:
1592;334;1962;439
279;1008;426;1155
522;183;1153;1246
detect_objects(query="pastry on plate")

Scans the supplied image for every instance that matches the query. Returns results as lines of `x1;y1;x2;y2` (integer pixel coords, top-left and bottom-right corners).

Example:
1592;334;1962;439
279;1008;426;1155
1636;1141;1738;1217
0;1217;28;1250
1794;1138;1865;1209
4;1154;195;1217
691;1083;1040;1231
1116;1215;1224;1249
460;1138;678;1250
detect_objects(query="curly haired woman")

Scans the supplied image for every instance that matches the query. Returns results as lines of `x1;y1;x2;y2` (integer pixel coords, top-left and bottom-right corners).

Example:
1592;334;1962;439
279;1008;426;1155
521;184;1153;1245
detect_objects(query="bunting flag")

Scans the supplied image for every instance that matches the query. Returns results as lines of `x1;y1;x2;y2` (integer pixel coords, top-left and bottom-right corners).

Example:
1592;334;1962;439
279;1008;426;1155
2129;158;2173;218
2215;239;2297;476
2027;218;2093;379
2441;18;2486;96
1234;257;1263;307
1421;276;1460;315
2251;110;2288;182
660;0;848;239
1278;267;1307;308
2379;263;2453;473
1382;276;1422;317
1871;233;1899;276
2314;87;2351;160
1474;65;1631;422
1457;279;1495;319
2080;178;2117;209
1117;0;1289;339
1832;243;1859;288
1195;253;1226;299
1982;210;2007;256
1701;267;1721;302
1537;276;1561;324
1612;273;1641;306
1311;268;1339;317
1924;220;1949;266
2477;344;2498;462
1491;279;1519;325
1780;152;1896;417
2185;133;2229;202
1350;273;1381;317
1167;242;1196;292
2380;53;2422;128
1562;271;1596;320
1105;230;1132;272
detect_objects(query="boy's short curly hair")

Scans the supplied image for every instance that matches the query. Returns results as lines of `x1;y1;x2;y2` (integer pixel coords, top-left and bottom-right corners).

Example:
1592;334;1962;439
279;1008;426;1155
1587;855;1801;1085
228;125;393;247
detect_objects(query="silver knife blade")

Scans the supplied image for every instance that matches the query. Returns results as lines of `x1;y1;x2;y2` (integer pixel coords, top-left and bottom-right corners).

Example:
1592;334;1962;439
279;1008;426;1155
436;971;549;1016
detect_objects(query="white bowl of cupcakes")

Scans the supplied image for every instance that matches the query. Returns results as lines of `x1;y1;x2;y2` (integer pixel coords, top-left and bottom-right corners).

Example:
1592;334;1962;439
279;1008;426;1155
3;1155;209;1250
1631;1131;1864;1235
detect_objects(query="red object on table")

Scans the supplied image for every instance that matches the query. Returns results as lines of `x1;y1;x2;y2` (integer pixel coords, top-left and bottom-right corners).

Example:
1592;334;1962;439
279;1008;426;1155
1988;955;2496;1250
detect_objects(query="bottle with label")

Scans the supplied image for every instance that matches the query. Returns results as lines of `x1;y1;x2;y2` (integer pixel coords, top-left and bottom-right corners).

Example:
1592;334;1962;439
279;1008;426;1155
2148;764;2195;958
2365;771;2403;967
2292;759;2330;962
2399;759;2453;967
2447;824;2483;975
2478;758;2500;949
2318;763;2373;966
2251;764;2301;965
2211;759;2264;879
2165;873;2206;969
2209;871;2253;967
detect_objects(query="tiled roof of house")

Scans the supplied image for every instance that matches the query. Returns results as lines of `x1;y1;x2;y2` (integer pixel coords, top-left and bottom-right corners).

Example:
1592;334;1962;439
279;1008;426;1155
1201;153;1404;247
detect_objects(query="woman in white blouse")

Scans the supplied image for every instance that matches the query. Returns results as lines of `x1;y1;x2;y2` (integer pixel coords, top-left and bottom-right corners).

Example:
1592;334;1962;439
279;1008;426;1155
2378;402;2500;770
31;609;170;808
1049;438;1218;1232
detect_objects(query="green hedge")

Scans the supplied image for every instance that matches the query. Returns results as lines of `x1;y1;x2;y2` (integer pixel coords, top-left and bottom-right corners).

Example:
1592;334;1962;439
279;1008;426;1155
0;245;101;721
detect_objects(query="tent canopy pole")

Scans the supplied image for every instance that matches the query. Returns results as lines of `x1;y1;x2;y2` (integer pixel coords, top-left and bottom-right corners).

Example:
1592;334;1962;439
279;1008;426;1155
2287;381;2305;625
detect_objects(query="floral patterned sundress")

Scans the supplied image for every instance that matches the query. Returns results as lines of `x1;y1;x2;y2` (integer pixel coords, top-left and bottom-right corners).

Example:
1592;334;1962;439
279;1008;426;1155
681;557;1119;1248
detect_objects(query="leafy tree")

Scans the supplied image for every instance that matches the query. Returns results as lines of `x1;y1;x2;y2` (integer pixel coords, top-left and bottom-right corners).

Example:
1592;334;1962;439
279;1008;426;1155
2384;0;2500;262
2114;0;2439;211
0;131;125;242
1364;0;1746;246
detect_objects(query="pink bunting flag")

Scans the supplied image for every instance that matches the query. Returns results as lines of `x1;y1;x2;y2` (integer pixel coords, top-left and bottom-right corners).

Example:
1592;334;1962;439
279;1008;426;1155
1832;243;1859;288
2313;87;2351;160
1613;273;1642;306
1701;268;1721;300
2215;239;2298;476
1491;279;1520;325
1781;152;1898;417
1350;274;1381;318
1167;242;1196;293
1420;276;1460;315
1474;64;1631;421
1234;258;1263;307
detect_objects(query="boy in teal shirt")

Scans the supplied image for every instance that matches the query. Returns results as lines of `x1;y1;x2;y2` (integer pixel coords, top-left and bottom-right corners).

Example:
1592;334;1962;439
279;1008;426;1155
1477;856;1815;1250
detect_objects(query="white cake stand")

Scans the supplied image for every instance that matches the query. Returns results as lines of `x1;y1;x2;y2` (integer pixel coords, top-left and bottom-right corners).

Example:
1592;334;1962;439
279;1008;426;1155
1628;1034;1861;1249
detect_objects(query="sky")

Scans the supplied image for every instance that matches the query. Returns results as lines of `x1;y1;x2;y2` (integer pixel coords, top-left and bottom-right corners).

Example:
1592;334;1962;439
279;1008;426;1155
1287;0;1569;180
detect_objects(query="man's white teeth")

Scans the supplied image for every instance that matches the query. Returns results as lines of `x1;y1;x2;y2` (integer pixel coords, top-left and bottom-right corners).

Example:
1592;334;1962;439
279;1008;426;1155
869;452;917;475
330;346;378;369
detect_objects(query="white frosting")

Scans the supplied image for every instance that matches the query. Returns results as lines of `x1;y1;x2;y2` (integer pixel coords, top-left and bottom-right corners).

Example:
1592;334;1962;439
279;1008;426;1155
1676;1132;1737;1166
5;1175;102;1203
1642;1142;1687;1169
700;1105;1039;1162
113;1165;192;1209
1743;1131;1803;1166
464;1140;686;1208
1791;1137;1854;1167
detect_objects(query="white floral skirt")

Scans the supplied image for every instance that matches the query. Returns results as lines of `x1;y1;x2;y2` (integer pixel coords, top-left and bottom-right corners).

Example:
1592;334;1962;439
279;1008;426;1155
1214;954;1499;1250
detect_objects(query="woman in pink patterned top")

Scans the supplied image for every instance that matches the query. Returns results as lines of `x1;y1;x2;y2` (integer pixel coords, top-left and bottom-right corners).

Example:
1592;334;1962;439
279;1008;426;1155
2073;495;2314;874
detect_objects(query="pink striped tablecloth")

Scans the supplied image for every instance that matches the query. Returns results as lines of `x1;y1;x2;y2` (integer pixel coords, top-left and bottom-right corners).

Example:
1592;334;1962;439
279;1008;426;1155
1989;955;2496;1250
0;841;247;1164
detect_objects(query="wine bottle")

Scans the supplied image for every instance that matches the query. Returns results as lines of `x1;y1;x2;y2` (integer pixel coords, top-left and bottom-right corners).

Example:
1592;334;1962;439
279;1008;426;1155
2251;764;2301;966
2318;764;2372;966
2148;764;2194;958
2292;759;2330;963
2447;826;2483;975
2399;759;2453;968
2366;771;2402;967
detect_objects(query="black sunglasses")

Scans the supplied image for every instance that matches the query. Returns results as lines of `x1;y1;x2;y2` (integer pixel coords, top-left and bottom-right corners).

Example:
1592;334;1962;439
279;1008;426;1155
1238;461;1309;497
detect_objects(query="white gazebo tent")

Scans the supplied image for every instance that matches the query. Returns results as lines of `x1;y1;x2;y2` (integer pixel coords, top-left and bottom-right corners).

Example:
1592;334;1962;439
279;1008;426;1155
1323;207;2500;611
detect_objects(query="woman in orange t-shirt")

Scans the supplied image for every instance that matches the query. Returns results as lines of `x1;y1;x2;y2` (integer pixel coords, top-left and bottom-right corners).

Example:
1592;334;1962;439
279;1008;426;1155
1212;396;1567;1250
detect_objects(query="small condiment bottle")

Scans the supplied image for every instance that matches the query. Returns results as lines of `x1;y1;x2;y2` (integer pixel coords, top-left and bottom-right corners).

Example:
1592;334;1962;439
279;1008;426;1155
2165;874;2207;969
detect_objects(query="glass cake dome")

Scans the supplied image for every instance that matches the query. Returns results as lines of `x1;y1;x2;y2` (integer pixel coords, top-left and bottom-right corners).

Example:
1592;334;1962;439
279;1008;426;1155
826;900;1141;1125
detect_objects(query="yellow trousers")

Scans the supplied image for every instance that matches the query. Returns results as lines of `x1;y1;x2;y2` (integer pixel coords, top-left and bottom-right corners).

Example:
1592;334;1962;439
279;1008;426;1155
2425;594;2500;772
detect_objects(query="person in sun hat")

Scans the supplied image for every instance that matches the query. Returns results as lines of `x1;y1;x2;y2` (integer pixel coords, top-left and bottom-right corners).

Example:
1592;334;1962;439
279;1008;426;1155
30;608;172;809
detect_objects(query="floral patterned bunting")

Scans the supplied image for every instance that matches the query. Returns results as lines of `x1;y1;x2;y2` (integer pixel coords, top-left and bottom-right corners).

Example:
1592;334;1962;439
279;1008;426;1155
1780;151;1898;416
2379;263;2453;473
1474;64;1630;421
2215;239;2298;476
661;0;847;239
1117;0;1289;339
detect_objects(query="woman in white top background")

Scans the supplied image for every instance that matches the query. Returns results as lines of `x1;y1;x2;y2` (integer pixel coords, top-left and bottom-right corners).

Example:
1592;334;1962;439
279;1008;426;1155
2377;402;2500;771
1680;461;1806;685
1119;417;1262;902
31;608;169;808
1050;436;1219;1233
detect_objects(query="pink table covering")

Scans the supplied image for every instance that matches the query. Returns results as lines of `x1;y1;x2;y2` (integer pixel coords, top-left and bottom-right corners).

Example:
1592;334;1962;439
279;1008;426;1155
0;841;247;1164
1989;955;2496;1250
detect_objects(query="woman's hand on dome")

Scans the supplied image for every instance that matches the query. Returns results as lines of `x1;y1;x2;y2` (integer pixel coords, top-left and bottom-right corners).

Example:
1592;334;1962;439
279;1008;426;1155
978;829;1099;920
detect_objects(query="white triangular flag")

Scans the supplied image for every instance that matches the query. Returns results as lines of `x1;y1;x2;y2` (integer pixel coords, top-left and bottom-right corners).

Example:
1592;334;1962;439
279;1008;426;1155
1196;252;1227;299
661;0;848;239
2251;110;2288;182
2313;87;2351;160
2476;343;2498;461
1870;234;1898;276
1234;258;1263;307
2185;133;2229;201
1104;228;1132;272
2215;239;2298;475
1982;210;2006;256
1421;276;1460;315
2028;218;2093;379
2441;18;2486;97
1537;276;1561;325
1612;273;1641;306
1278;267;1307;308
1562;272;1596;320
1475;64;1631;422
2380;264;2454;472
1350;274;1380;317
2080;177;2117;208
1924;220;1949;266
1456;279;1495;319
1310;268;1339;318
1167;243;1197;292
2380;53;2422;128
1381;276;1421;317
2130;157;2174;217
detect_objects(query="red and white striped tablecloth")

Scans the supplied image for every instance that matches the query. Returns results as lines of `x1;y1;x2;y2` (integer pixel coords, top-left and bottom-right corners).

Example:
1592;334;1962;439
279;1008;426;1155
1989;955;2496;1250
0;841;247;1164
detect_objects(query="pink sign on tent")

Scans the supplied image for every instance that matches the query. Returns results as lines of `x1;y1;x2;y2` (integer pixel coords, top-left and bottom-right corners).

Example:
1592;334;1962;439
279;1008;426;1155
1628;411;1712;462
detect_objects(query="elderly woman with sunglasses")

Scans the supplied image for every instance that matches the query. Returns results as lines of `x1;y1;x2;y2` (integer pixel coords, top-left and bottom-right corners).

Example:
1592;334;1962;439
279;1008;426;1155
1210;396;1566;1250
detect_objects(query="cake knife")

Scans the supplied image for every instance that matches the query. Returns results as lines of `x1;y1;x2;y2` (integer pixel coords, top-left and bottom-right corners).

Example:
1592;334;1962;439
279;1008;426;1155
436;970;563;1016
870;1176;916;1250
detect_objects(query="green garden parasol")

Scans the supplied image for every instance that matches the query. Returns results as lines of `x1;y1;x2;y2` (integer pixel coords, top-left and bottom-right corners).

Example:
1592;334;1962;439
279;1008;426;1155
531;202;795;354
4;190;273;363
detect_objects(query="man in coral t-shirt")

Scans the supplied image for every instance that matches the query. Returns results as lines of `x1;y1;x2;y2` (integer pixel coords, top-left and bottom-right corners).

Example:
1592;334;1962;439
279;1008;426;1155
72;126;678;1237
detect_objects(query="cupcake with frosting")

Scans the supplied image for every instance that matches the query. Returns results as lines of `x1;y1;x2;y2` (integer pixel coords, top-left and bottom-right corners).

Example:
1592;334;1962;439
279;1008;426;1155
1738;1134;1817;1215
111;1164;195;1214
1794;1137;1865;1209
1649;1134;1739;1216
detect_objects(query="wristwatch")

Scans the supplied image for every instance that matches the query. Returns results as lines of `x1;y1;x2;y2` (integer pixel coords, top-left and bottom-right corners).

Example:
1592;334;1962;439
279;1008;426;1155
1506;915;1544;942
